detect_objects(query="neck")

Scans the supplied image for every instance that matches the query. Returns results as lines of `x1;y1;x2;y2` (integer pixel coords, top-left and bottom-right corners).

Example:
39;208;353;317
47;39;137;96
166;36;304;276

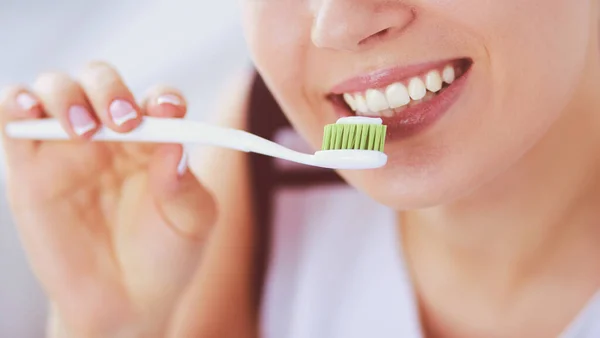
400;47;600;337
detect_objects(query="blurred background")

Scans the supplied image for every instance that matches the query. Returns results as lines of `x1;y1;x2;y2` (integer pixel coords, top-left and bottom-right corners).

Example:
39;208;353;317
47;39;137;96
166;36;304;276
0;0;250;336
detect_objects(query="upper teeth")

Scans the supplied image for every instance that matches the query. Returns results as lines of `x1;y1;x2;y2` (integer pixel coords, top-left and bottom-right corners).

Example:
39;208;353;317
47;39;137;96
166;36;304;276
408;77;426;101
386;83;410;109
442;65;455;84
425;70;443;92
342;64;458;116
365;89;389;112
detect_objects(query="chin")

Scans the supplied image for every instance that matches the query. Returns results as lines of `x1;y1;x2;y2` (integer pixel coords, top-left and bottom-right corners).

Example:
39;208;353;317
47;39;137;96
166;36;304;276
337;153;494;211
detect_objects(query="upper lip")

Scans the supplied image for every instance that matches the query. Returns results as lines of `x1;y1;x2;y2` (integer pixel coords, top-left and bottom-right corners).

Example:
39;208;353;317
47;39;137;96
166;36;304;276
329;58;468;95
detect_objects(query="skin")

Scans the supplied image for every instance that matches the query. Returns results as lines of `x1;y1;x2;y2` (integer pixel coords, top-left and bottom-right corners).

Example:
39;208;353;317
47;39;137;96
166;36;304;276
1;0;600;337
0;67;257;337
242;0;600;337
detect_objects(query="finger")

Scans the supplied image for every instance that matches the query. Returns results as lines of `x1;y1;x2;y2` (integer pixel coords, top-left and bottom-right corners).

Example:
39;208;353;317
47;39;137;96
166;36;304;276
166;73;256;337
118;144;216;311
0;86;44;166
148;144;217;239
78;61;142;132
33;72;99;139
141;85;187;118
131;86;188;155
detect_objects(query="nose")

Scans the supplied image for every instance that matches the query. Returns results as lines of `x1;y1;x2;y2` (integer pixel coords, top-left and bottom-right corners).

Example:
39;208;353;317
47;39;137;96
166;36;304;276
310;0;415;52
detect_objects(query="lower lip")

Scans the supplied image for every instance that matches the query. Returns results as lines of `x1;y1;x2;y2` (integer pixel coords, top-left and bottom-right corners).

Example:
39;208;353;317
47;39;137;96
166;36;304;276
333;67;471;142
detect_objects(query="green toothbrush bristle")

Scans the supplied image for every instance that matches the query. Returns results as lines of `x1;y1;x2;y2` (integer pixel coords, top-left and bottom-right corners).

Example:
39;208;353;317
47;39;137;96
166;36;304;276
321;123;387;152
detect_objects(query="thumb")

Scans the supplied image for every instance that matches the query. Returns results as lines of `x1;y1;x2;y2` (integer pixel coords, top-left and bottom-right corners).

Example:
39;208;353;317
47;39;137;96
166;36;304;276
148;144;217;240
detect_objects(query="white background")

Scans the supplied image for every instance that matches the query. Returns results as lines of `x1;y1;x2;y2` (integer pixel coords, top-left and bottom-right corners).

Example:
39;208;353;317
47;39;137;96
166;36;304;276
0;1;249;336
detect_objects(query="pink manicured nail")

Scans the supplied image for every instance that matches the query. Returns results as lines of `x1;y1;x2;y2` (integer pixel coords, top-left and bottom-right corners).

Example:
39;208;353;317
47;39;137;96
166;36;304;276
68;105;96;135
157;94;182;106
109;99;137;126
16;93;38;110
177;150;188;177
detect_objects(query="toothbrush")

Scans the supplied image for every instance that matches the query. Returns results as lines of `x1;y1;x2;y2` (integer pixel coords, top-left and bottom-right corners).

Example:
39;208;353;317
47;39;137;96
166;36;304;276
4;116;387;170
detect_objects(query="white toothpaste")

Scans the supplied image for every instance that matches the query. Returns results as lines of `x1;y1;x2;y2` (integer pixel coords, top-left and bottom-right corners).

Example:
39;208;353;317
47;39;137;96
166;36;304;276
335;116;383;125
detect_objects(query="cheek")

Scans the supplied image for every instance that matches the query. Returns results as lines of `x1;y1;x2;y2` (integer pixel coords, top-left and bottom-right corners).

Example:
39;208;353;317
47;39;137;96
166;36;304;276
242;4;327;148
431;0;591;172
490;2;589;108
442;0;590;115
481;0;590;175
242;3;308;94
350;0;592;208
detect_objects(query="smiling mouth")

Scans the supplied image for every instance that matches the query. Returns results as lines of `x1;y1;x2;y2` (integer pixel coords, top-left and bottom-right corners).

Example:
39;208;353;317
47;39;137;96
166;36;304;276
329;58;473;140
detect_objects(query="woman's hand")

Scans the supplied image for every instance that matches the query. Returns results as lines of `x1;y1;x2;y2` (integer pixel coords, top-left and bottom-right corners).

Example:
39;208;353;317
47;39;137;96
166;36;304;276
0;62;218;337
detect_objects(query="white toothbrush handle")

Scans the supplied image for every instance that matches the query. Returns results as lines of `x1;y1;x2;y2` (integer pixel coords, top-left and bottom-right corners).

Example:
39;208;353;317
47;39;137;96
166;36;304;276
4;117;317;163
5;117;252;152
4;117;387;169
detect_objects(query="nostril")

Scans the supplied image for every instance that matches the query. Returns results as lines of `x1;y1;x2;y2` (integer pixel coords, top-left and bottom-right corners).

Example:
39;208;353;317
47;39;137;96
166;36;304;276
358;28;391;46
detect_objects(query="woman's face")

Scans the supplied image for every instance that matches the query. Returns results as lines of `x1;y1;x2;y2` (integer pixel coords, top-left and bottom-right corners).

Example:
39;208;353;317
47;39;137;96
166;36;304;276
242;0;597;209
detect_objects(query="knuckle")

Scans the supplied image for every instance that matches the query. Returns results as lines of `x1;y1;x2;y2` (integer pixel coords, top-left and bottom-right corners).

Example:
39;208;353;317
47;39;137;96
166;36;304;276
147;84;182;96
0;84;27;105
33;72;75;94
34;71;69;85
82;60;116;73
79;61;122;87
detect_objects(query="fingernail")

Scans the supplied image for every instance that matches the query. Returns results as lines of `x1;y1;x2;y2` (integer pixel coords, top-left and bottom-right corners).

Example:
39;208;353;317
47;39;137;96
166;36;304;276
177;150;188;177
109;99;137;126
157;94;182;106
68;105;96;135
16;93;38;110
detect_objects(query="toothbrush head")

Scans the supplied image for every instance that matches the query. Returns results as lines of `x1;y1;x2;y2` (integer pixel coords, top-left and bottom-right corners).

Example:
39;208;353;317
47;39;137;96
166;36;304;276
314;116;388;170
